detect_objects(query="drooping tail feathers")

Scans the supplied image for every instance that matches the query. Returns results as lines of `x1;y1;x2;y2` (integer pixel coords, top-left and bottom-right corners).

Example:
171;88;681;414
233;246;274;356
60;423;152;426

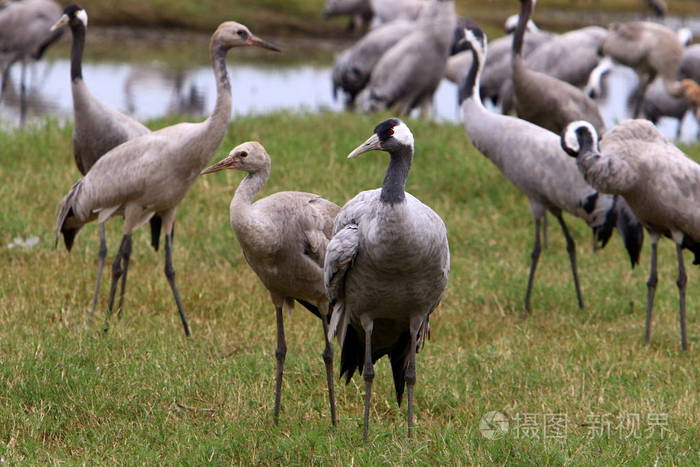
54;180;84;251
614;196;644;268
338;322;427;406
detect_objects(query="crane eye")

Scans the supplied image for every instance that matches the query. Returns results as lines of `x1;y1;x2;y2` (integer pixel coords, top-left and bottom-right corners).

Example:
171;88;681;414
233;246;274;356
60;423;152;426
237;30;248;39
239;151;248;158
387;129;394;136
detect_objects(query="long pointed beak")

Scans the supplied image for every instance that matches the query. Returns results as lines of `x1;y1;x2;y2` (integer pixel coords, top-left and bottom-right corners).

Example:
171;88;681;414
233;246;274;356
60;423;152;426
50;14;70;32
201;155;235;175
347;134;381;159
247;35;281;52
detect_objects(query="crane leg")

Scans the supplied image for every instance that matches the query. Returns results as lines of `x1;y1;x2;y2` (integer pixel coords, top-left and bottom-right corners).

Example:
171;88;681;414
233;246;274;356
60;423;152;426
554;212;585;311
19;61;27;127
164;233;191;337
116;234;132;318
361;319;374;442
675;242;689;351
632;75;651;119
273;304;287;425
405;328;418;439
321;318;337;426
105;233;132;332
524;217;542;313
645;236;659;345
89;223;107;315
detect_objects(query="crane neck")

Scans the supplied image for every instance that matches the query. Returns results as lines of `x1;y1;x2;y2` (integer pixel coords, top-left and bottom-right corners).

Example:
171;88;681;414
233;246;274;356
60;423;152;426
512;0;533;58
380;146;412;204
207;42;233;133
69;21;86;82
459;43;484;105
232;166;270;207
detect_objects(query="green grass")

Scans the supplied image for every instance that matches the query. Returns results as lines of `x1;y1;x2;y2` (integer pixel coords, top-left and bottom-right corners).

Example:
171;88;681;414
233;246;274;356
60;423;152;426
76;0;700;36
1;112;700;464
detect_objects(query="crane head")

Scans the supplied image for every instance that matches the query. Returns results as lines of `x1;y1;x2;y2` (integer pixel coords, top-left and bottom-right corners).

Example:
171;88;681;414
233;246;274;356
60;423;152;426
347;118;414;159
561;121;599;158
213;22;280;52
50;4;88;32
201;142;270;175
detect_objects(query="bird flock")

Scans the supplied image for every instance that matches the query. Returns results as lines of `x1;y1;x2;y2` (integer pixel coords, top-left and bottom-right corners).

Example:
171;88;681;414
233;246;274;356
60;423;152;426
3;0;700;440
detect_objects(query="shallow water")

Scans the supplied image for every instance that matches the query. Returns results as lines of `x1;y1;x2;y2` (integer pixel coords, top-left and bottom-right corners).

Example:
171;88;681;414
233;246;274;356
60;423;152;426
0;23;698;141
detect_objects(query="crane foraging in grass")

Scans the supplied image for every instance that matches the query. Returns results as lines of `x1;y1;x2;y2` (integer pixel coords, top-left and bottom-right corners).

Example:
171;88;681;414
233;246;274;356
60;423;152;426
201;142;339;426
562;119;700;351
325;118;450;440
459;24;643;313
55;21;280;337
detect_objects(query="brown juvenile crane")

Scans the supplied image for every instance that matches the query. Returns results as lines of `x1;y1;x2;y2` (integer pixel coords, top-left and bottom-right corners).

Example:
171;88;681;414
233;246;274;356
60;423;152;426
511;0;605;136
201;142;339;426
50;4;167;316
55;21;280;336
563;119;700;351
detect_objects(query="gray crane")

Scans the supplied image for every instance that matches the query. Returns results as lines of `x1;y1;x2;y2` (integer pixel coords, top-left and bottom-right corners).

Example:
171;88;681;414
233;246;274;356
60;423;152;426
201;141;339;426
600;21;684;118
511;0;605;136
50;5;167;315
325;118;450;440
332;18;414;107
562;119;699;351
0;0;63;124
459;24;643;313
356;0;456;116
324;0;373;32
55;21;280;336
370;0;424;26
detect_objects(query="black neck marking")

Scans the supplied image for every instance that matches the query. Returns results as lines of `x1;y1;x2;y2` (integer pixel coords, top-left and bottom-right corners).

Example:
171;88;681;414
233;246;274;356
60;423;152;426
459;43;481;103
380;146;412;204
214;44;231;92
70;20;86;82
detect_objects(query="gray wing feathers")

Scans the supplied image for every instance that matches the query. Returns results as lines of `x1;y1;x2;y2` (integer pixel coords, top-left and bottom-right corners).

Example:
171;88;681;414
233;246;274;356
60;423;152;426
324;224;360;341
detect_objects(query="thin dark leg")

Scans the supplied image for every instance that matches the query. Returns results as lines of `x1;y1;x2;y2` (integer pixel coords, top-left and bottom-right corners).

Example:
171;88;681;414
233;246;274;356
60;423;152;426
164;233;191;337
645;239;658;346
116;234;132;319
362;322;374;442
675;243;689;351
406;331;418;439
554;213;584;311
524;218;542;313
632;77;650;119
105;234;131;332
89;223;107;315
321;318;337;426
542;214;548;250
273;305;287;424
19;61;27;127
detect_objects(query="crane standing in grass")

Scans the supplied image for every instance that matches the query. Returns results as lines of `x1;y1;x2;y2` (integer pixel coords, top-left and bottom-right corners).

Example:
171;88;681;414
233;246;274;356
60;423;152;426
562;119;700;351
325;118;450;440
50;4;168;315
55;21;280;336
459;24;643;313
201;142;339;426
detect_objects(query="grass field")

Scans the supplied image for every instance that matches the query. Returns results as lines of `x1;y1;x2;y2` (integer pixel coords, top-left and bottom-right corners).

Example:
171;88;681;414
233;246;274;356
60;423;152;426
1;112;699;464
77;0;700;36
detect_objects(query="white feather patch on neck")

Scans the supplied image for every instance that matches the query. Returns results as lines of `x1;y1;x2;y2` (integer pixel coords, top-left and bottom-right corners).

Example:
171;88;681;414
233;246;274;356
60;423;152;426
465;28;486;62
77;9;88;27
565;121;598;154
392;122;414;148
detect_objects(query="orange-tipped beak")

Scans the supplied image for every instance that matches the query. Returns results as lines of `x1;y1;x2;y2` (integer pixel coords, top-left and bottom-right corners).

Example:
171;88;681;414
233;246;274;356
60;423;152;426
247;34;281;52
201;155;236;175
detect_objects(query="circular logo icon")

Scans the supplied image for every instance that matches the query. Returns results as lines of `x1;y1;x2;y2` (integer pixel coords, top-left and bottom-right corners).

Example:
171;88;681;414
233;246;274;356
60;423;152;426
479;411;509;439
